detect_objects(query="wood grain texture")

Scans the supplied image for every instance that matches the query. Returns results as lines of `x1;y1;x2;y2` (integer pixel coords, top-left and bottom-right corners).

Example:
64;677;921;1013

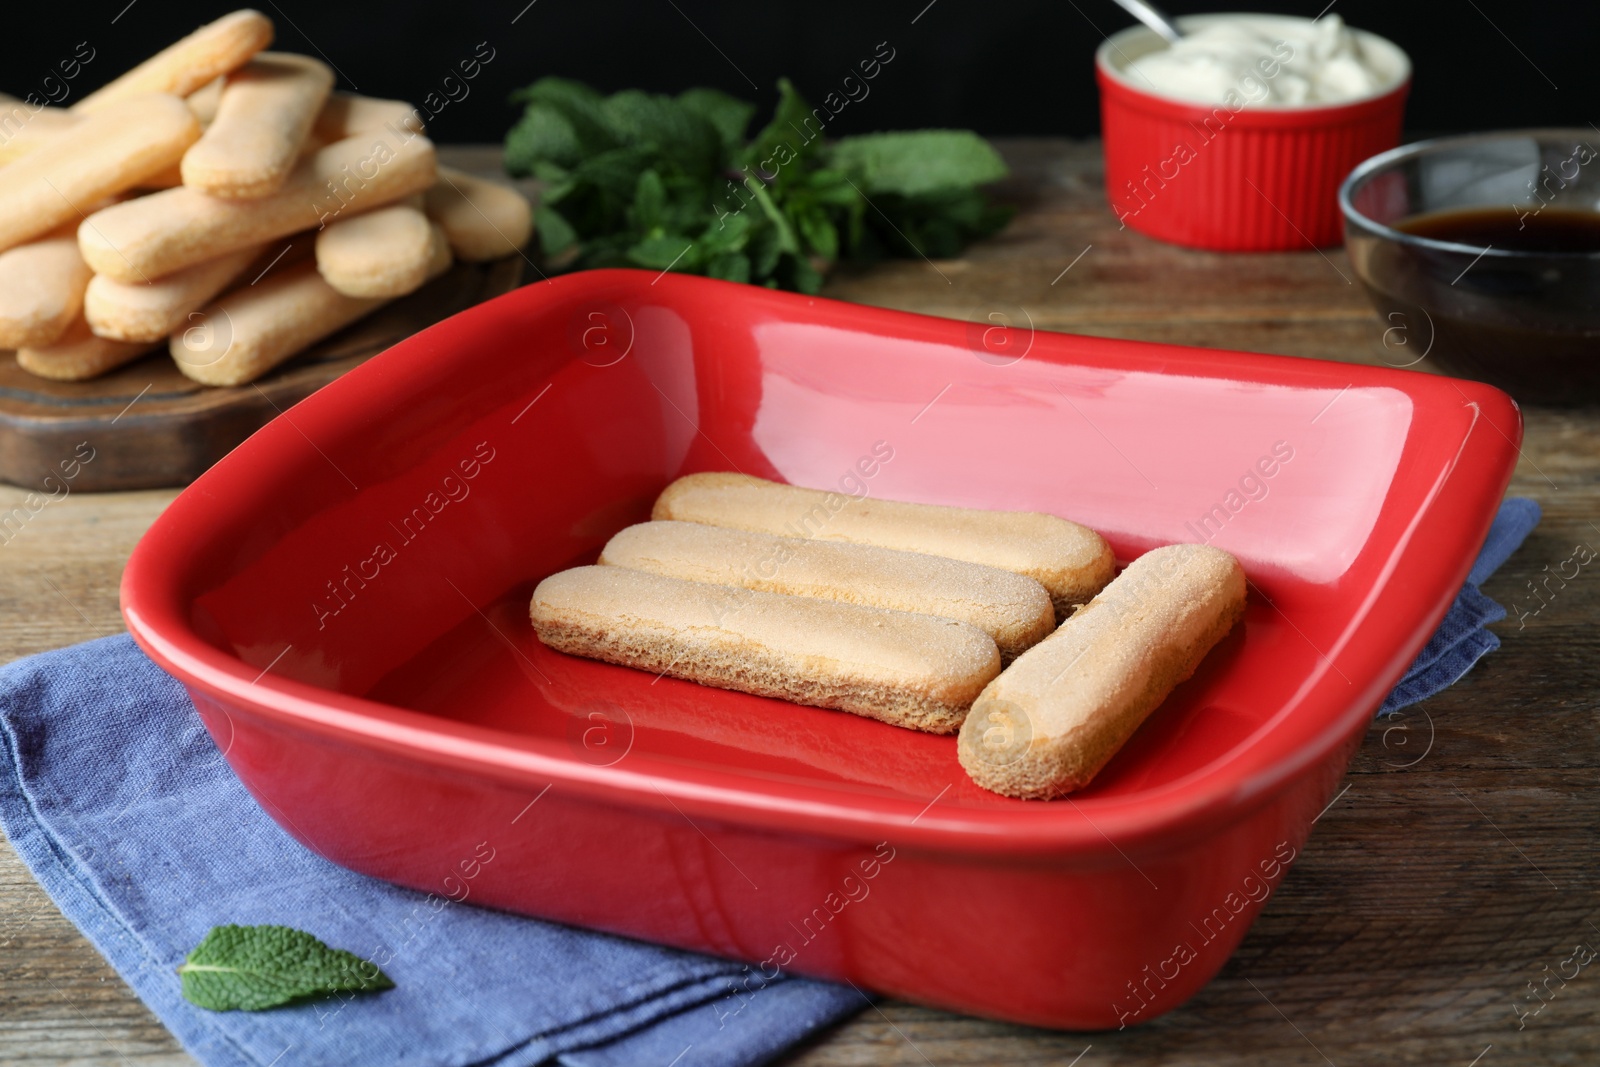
3;140;1597;1066
0;255;522;493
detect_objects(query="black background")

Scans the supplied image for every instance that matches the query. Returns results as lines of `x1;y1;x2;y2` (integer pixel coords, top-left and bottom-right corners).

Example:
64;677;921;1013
8;1;1593;144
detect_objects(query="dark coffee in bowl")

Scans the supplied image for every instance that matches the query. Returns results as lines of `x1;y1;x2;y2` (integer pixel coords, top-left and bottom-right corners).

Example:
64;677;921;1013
1396;206;1600;254
1342;131;1600;405
1356;206;1600;404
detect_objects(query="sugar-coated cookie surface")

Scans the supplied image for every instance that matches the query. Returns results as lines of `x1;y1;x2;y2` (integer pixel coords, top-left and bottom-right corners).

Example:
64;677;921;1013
181;52;334;199
531;565;1001;733
80;129;436;283
0;237;93;349
0;106;78;166
652;472;1115;617
957;543;1246;799
172;228;449;387
423;166;534;261
17;318;160;381
0;95;200;254
599;520;1055;661
311;92;425;146
315;204;436;298
74;10;274;114
84;244;261;342
186;78;225;125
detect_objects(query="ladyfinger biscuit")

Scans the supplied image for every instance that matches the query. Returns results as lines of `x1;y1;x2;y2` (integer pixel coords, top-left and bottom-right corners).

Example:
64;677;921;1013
654;473;1116;618
74;10;275;115
80;128;437;282
0;105;79;165
0;95;200;254
142;76;315;191
171;227;449;386
0;237;93;349
311;92;425;145
181;53;335;198
314;203;436;297
957;543;1246;799
17;317;160;381
531;566;1001;733
137;78;267;190
138;163;185;190
84;244;261;342
600;520;1055;661
187;78;225;125
423;166;533;261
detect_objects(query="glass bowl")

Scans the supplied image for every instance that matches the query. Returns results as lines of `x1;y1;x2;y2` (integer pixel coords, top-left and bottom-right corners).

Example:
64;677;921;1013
1341;129;1600;404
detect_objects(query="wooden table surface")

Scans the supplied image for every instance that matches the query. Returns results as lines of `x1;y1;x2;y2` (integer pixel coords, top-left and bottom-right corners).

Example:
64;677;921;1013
3;140;1596;1066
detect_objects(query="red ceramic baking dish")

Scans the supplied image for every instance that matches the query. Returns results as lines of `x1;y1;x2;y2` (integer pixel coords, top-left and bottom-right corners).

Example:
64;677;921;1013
121;269;1519;1030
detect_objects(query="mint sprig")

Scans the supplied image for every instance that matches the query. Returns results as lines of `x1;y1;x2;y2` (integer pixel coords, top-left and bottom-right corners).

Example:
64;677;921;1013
504;76;1012;293
178;924;394;1012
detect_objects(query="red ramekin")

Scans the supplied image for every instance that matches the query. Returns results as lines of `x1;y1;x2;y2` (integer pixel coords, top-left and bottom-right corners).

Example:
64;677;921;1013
1096;14;1411;251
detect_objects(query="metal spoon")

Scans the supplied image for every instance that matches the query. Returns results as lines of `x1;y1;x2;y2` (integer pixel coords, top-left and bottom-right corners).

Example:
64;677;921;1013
1111;0;1184;44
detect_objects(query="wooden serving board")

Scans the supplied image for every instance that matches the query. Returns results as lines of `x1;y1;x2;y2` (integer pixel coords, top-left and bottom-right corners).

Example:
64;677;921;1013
0;256;522;492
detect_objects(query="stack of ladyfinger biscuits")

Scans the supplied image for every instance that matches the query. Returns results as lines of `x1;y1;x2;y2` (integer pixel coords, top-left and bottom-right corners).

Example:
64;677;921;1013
531;472;1249;799
0;10;533;386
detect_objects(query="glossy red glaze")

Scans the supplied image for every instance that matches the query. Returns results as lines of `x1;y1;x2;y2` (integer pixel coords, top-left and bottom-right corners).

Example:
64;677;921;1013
1096;23;1409;251
122;269;1518;1030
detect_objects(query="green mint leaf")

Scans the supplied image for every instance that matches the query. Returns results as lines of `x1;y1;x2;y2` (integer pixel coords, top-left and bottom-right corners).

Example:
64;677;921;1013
829;130;1008;196
699;208;751;255
744;78;821;178
629;169;667;233
787;254;824;295
502;74;1009;292
802;167;863;208
530;160;571;184
503;103;583;176
602;90;720;177
576;232;637;268
745;180;799;255
509;76;605;110
510;77;619;158
793;207;839;261
535;204;578;256
571;146;657;200
597;89;678;141
627;235;698;270
854;187;1017;261
178;925;393;1012
749;223;784;279
706;251;752;283
676;87;757;156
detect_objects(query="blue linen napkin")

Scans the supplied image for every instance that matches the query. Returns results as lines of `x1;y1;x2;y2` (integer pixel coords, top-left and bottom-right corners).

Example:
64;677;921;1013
0;497;1540;1066
0;638;863;1067
1378;496;1541;715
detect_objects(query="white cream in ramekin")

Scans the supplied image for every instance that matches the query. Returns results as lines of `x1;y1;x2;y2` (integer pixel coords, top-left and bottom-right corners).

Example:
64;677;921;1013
1121;14;1404;107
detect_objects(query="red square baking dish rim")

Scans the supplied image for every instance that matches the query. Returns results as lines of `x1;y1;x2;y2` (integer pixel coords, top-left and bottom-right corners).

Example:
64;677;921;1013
119;268;1522;860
